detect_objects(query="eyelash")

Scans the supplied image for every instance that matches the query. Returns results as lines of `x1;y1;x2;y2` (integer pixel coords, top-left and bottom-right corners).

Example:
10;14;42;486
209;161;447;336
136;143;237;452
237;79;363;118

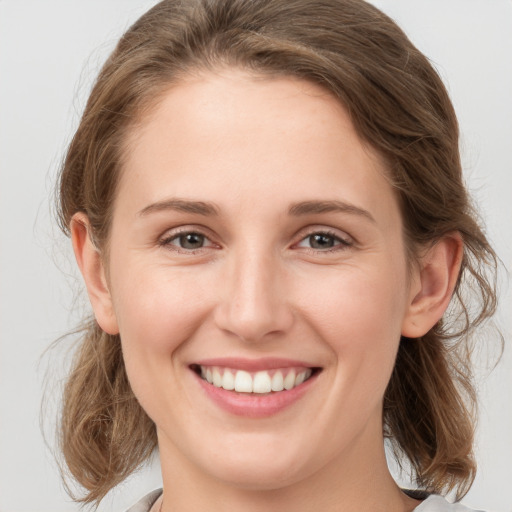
158;228;217;254
294;229;353;252
158;227;353;254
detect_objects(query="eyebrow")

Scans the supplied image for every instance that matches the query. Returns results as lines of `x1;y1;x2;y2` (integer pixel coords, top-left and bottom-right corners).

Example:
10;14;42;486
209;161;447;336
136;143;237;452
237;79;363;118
138;198;220;217
137;198;375;223
288;200;376;223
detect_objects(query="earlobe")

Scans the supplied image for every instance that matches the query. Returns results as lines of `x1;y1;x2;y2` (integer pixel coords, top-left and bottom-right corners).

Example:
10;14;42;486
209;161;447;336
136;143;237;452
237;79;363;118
401;234;463;338
70;213;119;335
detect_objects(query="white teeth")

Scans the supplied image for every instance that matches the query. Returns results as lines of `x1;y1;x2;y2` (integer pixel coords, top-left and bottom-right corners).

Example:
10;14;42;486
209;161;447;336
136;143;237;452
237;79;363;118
271;371;284;392
283;369;296;390
295;370;311;386
253;371;272;393
212;368;222;387
199;366;313;393
234;370;253;393
295;371;306;386
222;369;235;390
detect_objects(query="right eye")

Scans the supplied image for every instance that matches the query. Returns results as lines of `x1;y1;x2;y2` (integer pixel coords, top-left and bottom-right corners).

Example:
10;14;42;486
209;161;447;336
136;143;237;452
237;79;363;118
159;231;216;252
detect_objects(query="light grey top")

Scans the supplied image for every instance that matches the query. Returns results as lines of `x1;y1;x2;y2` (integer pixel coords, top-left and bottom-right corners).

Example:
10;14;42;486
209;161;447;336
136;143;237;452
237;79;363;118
124;489;485;512
414;495;485;511
124;489;162;512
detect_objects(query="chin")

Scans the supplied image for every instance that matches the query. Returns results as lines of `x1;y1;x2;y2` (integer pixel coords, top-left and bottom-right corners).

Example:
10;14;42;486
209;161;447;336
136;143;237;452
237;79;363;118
215;464;305;492
198;441;316;491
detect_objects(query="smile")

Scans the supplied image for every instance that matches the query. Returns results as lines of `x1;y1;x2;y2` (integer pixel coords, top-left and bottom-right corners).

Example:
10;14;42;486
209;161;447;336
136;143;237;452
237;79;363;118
196;365;314;394
190;359;321;417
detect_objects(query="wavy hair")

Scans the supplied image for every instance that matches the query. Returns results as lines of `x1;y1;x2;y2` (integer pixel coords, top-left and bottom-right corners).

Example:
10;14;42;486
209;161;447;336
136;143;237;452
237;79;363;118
56;0;498;504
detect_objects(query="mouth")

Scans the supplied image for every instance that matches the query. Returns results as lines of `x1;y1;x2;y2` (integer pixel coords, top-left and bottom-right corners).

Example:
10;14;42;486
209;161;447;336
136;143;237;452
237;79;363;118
190;364;321;395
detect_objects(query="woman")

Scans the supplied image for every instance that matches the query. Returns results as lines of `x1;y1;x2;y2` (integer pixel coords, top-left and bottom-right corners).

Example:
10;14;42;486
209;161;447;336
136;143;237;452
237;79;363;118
56;0;499;510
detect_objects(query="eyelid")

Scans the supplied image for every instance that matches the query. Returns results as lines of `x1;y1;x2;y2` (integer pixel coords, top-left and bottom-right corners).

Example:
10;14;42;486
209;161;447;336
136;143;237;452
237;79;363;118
292;226;354;250
158;225;220;251
156;224;354;252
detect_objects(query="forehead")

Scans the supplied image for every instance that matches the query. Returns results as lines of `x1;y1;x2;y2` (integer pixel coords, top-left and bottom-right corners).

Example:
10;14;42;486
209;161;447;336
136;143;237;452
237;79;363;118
118;69;399;226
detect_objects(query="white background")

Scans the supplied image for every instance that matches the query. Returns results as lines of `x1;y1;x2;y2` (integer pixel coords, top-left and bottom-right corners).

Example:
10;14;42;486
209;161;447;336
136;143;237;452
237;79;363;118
0;1;511;511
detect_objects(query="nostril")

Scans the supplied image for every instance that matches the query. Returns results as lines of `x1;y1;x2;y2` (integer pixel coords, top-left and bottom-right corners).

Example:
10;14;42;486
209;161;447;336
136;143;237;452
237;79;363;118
212;282;294;343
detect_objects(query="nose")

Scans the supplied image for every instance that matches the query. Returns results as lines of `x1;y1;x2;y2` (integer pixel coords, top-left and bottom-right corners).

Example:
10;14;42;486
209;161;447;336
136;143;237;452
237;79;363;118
213;248;294;342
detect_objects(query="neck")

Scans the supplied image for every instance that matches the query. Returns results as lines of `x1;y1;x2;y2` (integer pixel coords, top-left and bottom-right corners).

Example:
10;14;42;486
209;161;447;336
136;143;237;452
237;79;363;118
156;420;420;512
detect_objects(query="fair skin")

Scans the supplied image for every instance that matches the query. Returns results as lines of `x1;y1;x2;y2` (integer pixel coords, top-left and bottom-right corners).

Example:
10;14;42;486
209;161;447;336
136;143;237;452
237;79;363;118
72;69;462;512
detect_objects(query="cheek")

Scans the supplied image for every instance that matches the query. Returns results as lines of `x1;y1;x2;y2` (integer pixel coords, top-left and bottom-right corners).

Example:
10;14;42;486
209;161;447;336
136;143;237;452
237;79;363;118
300;261;407;341
295;256;409;390
109;262;216;419
110;261;213;356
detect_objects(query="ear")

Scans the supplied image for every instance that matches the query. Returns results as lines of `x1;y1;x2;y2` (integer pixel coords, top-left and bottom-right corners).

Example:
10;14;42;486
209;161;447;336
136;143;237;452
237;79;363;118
401;233;463;338
70;213;119;335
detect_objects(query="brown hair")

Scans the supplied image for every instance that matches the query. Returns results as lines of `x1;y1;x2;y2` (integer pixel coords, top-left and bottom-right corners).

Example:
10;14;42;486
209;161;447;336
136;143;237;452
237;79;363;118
57;0;498;505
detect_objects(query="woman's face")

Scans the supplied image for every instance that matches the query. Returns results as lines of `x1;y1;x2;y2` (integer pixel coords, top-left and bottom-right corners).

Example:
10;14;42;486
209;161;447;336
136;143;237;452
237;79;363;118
102;70;420;489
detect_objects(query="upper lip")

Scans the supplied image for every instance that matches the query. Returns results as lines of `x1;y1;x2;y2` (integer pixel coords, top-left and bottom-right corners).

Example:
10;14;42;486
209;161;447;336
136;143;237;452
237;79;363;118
192;357;319;372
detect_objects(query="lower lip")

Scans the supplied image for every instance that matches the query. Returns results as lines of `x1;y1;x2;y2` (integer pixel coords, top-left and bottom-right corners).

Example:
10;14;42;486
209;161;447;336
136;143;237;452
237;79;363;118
194;371;318;418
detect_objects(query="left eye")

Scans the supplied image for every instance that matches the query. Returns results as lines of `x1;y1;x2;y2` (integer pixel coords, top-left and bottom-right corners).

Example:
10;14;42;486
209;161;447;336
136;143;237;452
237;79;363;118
296;232;350;250
161;232;214;250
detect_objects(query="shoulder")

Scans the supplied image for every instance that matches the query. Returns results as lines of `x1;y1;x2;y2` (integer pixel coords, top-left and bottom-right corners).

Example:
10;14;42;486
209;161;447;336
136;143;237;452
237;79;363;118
123;489;486;512
123;489;163;512
414;494;486;512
